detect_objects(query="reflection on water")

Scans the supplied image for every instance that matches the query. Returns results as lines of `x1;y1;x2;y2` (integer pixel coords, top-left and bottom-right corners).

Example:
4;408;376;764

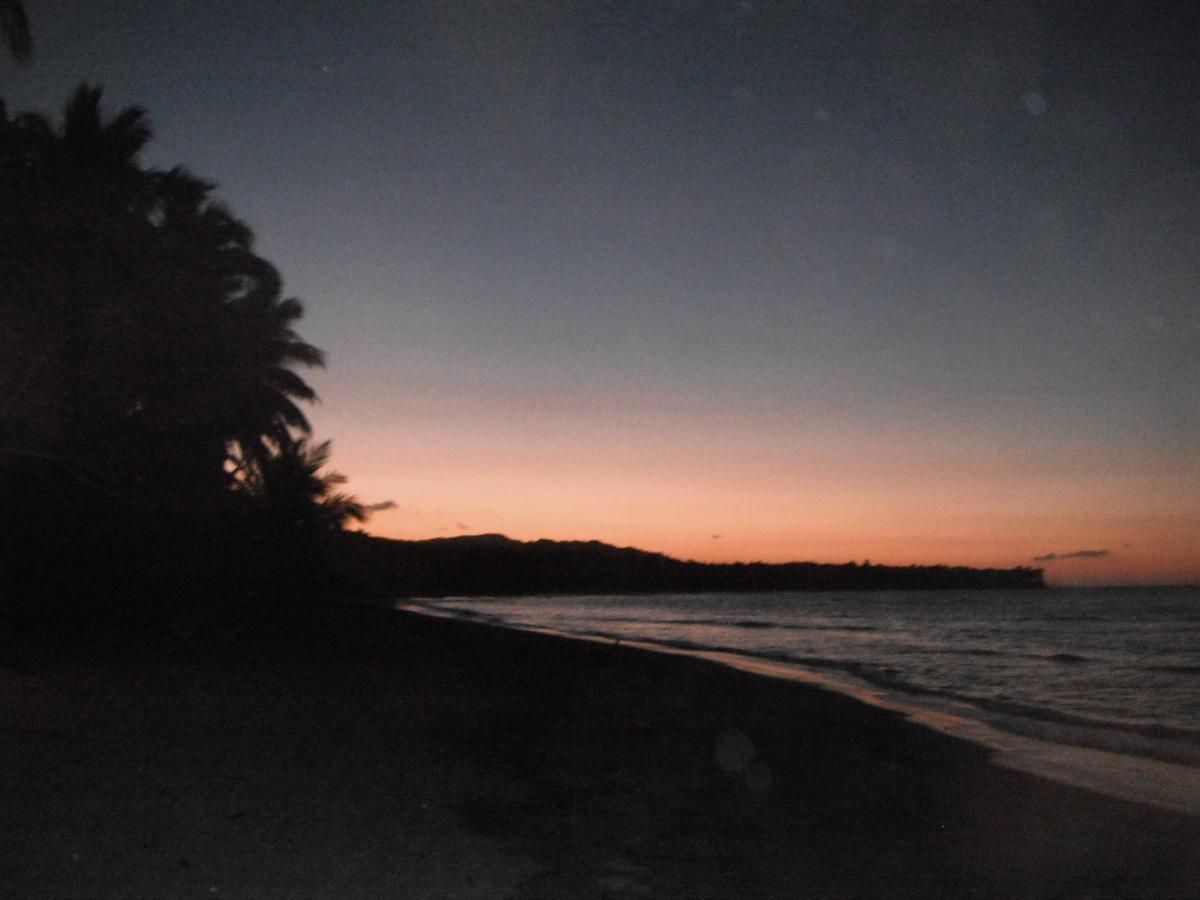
417;587;1200;759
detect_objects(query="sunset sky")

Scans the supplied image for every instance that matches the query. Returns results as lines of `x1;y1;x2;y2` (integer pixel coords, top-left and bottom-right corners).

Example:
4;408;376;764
5;1;1198;584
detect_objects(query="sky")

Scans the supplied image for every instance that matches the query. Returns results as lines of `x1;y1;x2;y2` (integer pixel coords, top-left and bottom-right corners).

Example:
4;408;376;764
4;1;1198;584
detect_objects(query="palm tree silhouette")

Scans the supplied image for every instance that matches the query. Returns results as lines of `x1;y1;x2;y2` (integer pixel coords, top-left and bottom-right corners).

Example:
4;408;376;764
222;289;326;477
1;87;154;493
1;85;358;619
1;86;325;504
239;438;366;533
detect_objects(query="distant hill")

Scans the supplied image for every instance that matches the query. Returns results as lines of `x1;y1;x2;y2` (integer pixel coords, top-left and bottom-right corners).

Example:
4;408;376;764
326;532;1046;597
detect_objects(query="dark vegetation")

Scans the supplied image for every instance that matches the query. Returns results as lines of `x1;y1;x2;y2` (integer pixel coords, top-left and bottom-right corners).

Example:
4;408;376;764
0;0;32;65
0;86;363;638
330;532;1046;598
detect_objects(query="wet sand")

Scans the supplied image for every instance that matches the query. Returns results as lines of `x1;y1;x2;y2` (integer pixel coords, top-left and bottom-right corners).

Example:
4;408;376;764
3;602;1198;897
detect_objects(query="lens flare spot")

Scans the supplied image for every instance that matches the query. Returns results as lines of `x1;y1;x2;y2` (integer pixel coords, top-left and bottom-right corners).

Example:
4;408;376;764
714;728;754;773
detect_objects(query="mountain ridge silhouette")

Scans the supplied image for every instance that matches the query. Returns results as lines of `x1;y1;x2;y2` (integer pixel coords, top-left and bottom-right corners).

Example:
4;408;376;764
329;532;1046;597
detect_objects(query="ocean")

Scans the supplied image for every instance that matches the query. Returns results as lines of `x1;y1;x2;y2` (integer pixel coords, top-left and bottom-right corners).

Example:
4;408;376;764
405;586;1200;813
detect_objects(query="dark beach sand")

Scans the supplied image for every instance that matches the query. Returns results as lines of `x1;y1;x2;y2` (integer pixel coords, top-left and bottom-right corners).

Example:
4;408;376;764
3;603;1198;898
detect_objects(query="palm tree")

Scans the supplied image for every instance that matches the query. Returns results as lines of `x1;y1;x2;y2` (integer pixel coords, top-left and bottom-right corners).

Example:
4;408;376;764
1;86;326;504
239;437;364;531
123;161;328;492
0;86;153;494
220;289;326;477
0;84;369;623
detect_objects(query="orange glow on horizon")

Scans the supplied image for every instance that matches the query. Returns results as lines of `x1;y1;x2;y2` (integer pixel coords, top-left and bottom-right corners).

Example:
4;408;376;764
314;379;1200;588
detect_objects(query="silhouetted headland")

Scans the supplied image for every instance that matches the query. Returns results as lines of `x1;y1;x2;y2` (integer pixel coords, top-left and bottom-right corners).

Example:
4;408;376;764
330;532;1046;597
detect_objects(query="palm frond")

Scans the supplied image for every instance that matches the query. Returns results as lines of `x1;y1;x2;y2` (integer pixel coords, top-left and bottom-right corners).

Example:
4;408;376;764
107;105;152;160
325;491;367;523
268;393;312;433
264;366;318;402
273;296;306;324
278;340;325;369
0;0;32;64
62;84;103;142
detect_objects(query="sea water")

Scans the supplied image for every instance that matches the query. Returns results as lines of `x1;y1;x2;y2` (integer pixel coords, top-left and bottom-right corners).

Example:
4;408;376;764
406;587;1200;813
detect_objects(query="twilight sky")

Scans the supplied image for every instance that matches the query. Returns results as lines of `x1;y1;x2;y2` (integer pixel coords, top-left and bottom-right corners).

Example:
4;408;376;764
5;1;1198;583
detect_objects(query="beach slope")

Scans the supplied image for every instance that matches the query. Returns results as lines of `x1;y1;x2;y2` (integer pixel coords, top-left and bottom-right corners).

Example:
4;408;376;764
2;604;1197;897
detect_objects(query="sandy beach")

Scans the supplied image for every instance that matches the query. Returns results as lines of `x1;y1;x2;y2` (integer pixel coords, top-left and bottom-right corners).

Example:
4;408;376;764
3;602;1198;898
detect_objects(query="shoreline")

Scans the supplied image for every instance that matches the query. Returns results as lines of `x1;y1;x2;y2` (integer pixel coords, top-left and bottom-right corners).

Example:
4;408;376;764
405;603;1200;816
4;601;1199;896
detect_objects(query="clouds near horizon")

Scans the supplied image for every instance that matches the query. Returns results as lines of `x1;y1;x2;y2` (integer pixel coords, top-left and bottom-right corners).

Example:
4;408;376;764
1032;549;1111;562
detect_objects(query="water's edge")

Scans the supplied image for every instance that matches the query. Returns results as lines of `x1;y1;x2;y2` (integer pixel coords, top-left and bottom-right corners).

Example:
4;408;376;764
401;602;1200;817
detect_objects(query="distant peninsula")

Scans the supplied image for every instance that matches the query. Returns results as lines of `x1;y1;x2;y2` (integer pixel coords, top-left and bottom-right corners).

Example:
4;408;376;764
329;533;1046;597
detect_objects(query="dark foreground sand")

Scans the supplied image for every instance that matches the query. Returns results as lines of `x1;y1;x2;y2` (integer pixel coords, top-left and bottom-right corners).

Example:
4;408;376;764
3;603;1198;898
